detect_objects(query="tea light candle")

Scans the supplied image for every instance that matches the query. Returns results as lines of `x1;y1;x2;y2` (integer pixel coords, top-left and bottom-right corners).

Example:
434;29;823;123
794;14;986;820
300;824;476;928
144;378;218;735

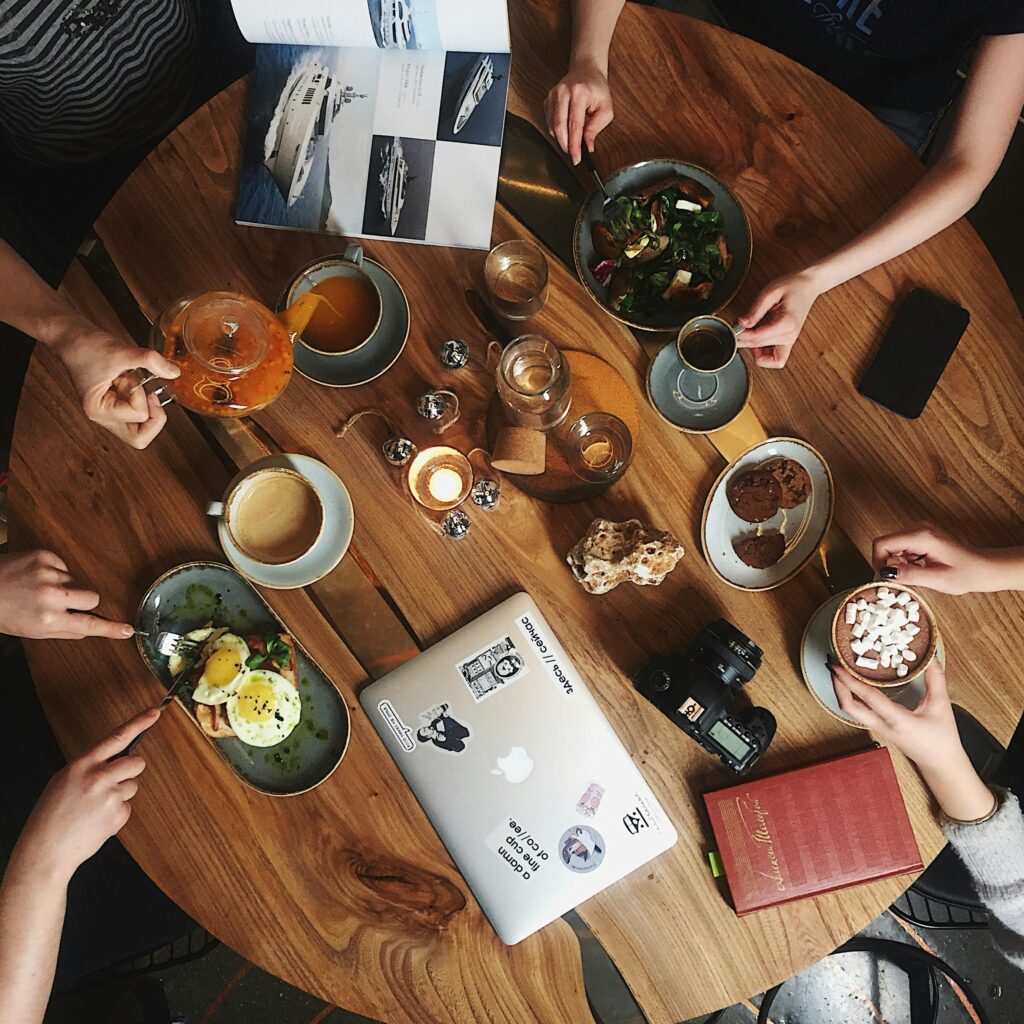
407;446;473;511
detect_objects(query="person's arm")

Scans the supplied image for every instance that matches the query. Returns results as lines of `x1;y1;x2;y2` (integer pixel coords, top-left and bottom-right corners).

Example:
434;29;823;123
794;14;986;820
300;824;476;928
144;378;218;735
0;240;179;449
0;710;159;1023
0;549;134;639
544;0;625;164
737;33;1024;368
871;522;1024;594
832;661;1024;965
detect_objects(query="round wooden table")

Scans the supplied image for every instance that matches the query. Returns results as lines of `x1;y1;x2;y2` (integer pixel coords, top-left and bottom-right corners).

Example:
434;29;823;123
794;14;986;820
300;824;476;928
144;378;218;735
12;3;1024;1022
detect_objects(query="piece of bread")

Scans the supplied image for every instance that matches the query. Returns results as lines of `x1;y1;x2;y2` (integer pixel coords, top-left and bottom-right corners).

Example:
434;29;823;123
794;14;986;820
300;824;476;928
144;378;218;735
196;701;237;739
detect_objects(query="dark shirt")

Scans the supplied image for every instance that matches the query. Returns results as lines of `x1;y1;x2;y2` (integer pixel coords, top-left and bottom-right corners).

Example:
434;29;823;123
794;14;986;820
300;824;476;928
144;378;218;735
717;0;1024;112
0;0;197;165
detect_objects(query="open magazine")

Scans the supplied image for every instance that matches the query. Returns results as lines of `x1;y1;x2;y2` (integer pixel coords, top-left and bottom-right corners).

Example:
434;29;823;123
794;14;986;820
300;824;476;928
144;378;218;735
231;0;511;250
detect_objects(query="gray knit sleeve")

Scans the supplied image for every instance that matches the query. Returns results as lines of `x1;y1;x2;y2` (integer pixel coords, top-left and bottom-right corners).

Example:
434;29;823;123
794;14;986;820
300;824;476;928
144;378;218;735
943;787;1024;969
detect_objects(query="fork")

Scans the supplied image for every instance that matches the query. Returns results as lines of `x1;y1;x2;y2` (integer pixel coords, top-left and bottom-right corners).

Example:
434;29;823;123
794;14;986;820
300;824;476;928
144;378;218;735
580;148;617;216
135;630;204;659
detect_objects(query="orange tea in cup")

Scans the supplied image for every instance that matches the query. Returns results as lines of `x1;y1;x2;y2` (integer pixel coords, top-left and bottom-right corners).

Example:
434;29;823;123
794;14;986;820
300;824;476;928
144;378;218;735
300;274;382;354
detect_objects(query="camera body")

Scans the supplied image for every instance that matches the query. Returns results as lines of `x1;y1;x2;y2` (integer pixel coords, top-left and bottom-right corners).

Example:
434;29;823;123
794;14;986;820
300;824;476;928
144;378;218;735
634;619;776;774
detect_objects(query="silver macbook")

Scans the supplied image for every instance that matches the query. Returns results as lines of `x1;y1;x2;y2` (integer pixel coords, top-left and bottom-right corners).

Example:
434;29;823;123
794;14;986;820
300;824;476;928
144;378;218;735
360;592;677;944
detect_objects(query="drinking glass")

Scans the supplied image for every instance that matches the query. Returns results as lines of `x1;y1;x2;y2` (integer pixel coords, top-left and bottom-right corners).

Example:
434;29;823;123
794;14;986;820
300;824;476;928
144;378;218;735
566;413;633;484
485;240;549;320
496;335;572;432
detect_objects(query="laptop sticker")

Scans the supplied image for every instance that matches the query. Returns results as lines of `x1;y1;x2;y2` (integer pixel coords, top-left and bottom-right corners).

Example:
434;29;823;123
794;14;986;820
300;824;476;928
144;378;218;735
559;826;606;873
416;702;472;754
457;636;528;702
576;782;605;818
490;746;535;784
377;699;415;753
516;614;575;697
622;791;668;837
485;816;551;882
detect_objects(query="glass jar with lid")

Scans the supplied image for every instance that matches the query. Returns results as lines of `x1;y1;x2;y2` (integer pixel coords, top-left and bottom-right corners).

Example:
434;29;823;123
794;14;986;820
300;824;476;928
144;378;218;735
151;292;294;417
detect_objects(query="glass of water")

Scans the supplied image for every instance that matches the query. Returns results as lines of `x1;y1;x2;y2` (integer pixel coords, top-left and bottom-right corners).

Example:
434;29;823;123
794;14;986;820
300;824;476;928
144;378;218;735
566;413;633;484
485;239;549;320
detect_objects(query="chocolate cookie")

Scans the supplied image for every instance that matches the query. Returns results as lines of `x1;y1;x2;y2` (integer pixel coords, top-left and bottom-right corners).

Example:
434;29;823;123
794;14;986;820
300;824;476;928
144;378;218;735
733;532;786;569
727;470;781;523
763;457;811;509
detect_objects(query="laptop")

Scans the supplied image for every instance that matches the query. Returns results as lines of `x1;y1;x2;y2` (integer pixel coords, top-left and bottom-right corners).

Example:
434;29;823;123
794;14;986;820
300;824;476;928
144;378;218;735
360;592;677;944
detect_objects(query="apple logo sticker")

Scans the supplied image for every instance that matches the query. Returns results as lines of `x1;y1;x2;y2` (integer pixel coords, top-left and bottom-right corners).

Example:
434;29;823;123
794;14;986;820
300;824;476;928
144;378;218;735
491;746;534;784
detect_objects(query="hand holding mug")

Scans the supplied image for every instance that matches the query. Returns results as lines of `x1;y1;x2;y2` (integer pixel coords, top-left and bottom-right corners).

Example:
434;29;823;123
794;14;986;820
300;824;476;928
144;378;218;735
0;550;133;640
735;269;824;369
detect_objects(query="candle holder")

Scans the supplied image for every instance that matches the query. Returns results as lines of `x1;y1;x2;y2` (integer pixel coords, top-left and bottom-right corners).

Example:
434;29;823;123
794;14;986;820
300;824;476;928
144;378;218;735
407;446;473;511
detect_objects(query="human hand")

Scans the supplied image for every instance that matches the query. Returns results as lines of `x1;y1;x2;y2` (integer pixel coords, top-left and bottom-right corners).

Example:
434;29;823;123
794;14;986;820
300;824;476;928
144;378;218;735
735;269;824;369
0;550;133;640
830;660;960;772
15;709;159;883
51;322;179;450
544;59;613;166
872;522;998;595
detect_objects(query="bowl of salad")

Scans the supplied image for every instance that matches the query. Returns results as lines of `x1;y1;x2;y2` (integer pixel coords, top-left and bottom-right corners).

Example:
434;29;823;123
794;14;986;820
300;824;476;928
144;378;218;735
573;158;751;332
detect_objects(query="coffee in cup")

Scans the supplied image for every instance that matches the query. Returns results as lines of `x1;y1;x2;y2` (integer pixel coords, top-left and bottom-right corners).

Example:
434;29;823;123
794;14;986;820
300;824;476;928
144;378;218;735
211;467;324;565
676;315;742;374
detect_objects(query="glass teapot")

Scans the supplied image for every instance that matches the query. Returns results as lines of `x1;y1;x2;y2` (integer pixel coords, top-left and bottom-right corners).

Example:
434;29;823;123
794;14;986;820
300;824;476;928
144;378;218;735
151;292;295;418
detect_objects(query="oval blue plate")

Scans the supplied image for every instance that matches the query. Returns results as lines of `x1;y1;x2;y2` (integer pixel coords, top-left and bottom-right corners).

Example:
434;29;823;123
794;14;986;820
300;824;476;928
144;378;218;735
135;562;350;796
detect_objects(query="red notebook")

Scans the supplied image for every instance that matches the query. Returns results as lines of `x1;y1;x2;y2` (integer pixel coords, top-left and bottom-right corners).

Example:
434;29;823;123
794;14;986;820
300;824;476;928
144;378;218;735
703;746;923;916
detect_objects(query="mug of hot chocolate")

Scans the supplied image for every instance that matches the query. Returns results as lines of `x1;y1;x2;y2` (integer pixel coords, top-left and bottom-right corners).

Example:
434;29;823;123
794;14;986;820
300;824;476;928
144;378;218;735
831;582;938;688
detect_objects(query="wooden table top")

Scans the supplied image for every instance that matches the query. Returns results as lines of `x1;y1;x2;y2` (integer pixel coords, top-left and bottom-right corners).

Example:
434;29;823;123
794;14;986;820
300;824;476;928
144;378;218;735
11;3;1024;1022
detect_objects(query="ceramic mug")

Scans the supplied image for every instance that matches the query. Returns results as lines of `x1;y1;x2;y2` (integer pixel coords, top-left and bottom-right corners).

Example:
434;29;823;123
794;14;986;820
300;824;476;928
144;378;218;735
293;243;384;358
675;315;745;375
208;466;325;566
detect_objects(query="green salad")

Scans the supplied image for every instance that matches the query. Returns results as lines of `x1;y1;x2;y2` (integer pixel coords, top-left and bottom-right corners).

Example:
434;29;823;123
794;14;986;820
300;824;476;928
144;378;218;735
590;175;732;316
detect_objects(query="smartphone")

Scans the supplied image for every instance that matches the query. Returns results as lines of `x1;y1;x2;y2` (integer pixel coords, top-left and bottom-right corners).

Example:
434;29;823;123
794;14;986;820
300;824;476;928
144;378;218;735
858;288;970;419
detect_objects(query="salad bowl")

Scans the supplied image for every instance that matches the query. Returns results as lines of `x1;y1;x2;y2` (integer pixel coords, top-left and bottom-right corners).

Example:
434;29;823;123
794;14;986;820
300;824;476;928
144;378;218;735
573;158;751;332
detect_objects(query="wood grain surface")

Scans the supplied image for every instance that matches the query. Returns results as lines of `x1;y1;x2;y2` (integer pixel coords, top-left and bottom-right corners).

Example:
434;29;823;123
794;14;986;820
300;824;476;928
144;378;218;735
10;3;1024;1022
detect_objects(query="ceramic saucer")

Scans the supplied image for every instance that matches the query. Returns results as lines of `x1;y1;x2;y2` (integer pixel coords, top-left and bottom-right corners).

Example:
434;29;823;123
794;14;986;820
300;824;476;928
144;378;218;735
216;454;353;589
282;257;410;387
646;341;750;433
701;437;834;591
800;591;944;728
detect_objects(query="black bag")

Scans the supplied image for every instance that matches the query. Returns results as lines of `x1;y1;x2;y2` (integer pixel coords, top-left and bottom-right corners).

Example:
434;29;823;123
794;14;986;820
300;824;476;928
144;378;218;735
755;936;989;1024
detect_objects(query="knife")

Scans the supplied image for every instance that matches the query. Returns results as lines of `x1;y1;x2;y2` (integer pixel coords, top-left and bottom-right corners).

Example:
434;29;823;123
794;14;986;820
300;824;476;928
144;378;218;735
122;645;204;755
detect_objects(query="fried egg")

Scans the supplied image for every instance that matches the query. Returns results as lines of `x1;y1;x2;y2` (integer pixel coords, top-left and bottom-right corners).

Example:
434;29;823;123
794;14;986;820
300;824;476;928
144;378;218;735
166;627;217;677
226;670;301;747
192;633;250;705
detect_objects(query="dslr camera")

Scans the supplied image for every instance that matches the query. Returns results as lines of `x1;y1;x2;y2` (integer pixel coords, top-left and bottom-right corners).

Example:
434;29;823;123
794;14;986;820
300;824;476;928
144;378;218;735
634;619;776;774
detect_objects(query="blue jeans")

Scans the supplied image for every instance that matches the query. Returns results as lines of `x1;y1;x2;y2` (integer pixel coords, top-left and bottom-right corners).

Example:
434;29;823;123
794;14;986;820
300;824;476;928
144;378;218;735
866;104;944;157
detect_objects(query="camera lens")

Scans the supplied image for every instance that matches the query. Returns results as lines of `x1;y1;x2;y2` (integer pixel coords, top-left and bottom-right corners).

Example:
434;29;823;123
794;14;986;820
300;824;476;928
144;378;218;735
691;620;761;688
649;669;673;692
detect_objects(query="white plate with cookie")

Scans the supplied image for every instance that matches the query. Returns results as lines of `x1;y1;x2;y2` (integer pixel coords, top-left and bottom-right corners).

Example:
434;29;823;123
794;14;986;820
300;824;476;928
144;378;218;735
701;437;834;591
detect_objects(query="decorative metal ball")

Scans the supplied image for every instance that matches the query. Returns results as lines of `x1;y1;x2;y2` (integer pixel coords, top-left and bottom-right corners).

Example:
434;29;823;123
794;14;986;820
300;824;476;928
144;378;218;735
416;391;448;421
470;478;500;510
438;338;470;370
442;509;472;539
382;436;416;467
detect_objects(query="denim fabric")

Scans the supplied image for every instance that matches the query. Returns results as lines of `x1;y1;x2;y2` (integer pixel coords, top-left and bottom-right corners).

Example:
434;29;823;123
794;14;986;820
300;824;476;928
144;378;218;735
867;103;943;157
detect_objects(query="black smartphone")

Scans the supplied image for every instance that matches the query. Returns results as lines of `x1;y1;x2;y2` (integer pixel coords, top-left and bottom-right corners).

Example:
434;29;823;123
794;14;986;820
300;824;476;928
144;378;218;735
858;287;970;419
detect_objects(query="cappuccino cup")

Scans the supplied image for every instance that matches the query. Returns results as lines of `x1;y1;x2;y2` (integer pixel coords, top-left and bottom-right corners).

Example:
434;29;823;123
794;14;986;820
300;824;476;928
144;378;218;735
208;467;324;565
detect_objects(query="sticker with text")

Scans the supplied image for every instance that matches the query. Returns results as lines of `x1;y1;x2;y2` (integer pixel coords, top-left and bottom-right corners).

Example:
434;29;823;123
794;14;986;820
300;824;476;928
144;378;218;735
515;614;575;697
377;699;414;753
485;816;551;881
559;825;606;873
576;782;605;818
457;636;528;702
622;792;667;838
415;702;471;754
